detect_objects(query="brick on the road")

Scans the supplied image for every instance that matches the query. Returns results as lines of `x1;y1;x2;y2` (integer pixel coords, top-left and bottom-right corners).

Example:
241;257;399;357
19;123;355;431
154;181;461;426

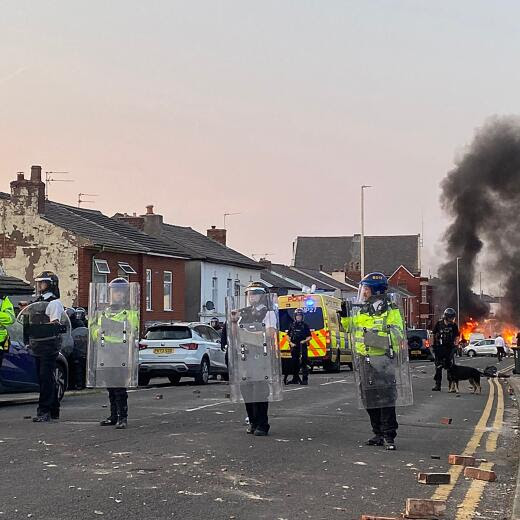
418;473;451;485
405;498;446;519
464;467;497;482
448;454;476;466
360;516;399;520
440;417;452;425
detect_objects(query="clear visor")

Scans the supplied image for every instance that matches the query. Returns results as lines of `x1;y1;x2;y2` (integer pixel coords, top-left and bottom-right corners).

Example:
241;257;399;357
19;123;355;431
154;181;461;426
356;284;373;304
245;289;266;306
35;279;51;295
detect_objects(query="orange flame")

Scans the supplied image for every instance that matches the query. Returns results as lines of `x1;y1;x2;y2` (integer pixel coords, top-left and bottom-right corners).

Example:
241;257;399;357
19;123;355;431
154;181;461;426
459;318;479;341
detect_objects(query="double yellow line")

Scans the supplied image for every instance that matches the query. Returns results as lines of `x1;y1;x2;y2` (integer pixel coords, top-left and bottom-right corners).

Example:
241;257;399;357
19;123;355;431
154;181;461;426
430;375;506;519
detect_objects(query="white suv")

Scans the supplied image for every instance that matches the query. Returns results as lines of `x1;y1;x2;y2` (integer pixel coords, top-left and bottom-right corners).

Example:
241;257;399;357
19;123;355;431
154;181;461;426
138;322;227;385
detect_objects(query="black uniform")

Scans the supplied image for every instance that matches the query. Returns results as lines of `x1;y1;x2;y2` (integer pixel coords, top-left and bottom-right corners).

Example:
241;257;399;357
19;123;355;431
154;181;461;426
29;294;63;420
287;320;311;383
432;320;459;389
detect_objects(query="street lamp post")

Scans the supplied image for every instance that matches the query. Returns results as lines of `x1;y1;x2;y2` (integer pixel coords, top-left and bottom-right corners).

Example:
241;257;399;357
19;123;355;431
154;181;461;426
360;185;372;279
456;257;461;328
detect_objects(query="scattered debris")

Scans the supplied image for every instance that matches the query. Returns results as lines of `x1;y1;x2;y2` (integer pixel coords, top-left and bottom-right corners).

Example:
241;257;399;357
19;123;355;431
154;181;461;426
464;467;497;482
404;498;446;519
430;455;441;460
448;455;476;466
440;417;452;425
154;394;163;400
418;473;451;485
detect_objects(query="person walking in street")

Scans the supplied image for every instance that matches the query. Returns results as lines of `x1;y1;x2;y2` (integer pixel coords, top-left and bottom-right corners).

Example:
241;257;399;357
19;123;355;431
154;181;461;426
495;333;506;362
340;273;409;451
26;272;65;422
0;291;15;378
90;278;140;430
432;308;460;391
287;309;312;385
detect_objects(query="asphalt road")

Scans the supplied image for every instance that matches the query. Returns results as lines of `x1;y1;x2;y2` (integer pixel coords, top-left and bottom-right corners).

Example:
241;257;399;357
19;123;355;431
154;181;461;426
0;356;517;520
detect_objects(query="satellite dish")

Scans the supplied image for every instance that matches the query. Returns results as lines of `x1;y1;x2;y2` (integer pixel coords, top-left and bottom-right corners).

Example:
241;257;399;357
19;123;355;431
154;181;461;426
205;301;215;311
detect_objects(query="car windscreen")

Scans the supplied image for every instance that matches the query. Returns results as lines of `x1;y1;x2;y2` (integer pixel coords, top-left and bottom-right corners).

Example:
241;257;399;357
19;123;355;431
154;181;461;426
279;308;324;332
407;329;428;339
145;326;192;340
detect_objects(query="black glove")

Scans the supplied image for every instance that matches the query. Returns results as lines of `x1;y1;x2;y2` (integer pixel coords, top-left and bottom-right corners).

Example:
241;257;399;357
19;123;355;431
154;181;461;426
340;300;349;318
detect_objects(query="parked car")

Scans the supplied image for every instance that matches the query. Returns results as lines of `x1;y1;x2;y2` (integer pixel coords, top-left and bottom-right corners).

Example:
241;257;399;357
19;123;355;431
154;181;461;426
407;329;433;361
0;320;69;399
464;338;501;357
138;322;228;386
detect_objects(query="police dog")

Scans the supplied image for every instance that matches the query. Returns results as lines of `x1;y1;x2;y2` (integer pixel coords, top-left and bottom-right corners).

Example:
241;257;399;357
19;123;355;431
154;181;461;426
447;363;483;394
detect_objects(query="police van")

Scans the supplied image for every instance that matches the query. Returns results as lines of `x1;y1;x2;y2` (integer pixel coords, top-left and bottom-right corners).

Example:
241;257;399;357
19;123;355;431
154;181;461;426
278;294;352;372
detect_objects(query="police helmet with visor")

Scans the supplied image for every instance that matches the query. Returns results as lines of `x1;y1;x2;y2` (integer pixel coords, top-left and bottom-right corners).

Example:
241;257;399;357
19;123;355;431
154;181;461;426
443;307;456;322
244;282;267;307
34;271;60;298
356;272;388;303
108;278;130;308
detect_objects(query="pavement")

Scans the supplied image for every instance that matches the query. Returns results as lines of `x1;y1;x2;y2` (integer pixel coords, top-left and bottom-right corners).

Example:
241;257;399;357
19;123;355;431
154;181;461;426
0;356;517;520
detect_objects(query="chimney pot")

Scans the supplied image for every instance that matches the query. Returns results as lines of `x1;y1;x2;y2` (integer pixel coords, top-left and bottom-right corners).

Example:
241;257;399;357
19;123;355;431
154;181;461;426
30;165;42;182
146;205;154;215
211;225;216;229
207;226;227;246
17;173;24;181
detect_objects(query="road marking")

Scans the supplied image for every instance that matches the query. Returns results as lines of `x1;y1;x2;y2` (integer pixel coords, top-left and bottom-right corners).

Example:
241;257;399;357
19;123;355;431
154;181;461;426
431;379;495;502
455;379;504;520
185;401;228;412
284;387;307;392
320;379;348;386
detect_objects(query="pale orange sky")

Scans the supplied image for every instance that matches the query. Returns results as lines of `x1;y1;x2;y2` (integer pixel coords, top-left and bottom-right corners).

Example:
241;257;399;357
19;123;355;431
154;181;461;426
1;1;519;292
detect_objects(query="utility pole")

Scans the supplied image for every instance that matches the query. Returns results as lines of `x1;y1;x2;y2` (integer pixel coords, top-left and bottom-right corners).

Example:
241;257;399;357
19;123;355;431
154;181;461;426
360;185;372;279
456;257;461;328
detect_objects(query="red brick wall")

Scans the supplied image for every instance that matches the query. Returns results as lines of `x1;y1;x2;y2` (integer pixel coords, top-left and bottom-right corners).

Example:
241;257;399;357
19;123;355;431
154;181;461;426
78;248;186;334
389;266;421;328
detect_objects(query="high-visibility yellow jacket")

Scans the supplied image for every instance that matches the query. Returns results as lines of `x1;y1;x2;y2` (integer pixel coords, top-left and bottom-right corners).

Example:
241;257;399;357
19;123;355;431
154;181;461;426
0;296;15;350
91;309;139;344
341;305;404;357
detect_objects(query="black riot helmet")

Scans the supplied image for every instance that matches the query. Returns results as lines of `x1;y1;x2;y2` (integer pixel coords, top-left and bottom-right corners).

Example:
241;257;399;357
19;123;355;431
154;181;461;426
443;308;457;321
35;271;60;298
75;307;86;321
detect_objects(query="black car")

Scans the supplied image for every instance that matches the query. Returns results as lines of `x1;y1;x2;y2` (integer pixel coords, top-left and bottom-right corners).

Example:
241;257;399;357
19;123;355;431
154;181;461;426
407;329;434;361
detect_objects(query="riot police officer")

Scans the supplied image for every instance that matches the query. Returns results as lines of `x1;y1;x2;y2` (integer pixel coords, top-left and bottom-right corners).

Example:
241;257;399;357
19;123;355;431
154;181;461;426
0;291;15;376
287;308;312;385
30;271;65;422
210;317;222;332
89;278;139;429
341;273;410;450
228;282;281;436
432;308;460;391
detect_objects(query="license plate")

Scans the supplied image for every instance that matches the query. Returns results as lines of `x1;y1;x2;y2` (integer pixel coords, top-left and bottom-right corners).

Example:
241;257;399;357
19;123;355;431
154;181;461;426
411;350;422;355
153;348;173;354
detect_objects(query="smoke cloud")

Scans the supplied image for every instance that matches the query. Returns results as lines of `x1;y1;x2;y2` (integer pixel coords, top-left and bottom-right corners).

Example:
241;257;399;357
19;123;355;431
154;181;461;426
439;116;520;324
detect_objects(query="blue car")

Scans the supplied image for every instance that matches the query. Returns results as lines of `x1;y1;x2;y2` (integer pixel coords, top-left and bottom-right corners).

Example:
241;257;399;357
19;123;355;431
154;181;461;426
0;321;69;400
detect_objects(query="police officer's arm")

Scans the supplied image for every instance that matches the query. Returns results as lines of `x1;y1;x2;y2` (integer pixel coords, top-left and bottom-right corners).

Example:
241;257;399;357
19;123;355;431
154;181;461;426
303;323;312;344
0;296;15;327
387;307;404;352
453;324;460;347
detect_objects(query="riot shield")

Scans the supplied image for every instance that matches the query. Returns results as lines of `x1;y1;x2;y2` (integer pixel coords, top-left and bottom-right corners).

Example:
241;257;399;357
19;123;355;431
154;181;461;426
72;327;88;357
86;282;140;388
17;301;71;356
225;294;283;403
349;294;413;409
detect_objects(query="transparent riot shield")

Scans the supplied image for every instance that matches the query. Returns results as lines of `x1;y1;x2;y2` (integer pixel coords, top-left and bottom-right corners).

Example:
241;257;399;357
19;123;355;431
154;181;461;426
17;301;71;356
71;327;88;357
349;294;413;409
225;293;283;403
87;282;140;388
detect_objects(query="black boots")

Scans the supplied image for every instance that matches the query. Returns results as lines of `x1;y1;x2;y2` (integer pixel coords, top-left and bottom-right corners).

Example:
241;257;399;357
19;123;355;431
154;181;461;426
432;385;441;391
365;435;384;446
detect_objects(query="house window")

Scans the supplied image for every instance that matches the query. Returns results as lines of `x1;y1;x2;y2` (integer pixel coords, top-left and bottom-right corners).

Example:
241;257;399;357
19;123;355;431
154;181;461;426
92;259;109;284
164;271;173;311
118;262;136;275
146;269;152;311
212;277;218;310
234;280;241;306
421;285;428;304
227;278;233;298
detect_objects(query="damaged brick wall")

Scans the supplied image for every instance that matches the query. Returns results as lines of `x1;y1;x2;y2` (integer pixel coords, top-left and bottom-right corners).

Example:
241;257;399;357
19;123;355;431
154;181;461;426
0;193;80;306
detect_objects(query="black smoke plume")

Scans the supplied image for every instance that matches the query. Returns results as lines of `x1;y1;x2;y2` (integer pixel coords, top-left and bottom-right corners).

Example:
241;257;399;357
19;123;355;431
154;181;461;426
439;116;520;325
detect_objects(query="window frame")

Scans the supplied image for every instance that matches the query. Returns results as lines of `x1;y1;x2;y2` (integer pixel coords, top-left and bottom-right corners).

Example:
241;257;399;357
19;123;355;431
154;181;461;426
118;262;137;275
211;277;218;310
163;271;173;311
146;268;152;311
94;259;110;275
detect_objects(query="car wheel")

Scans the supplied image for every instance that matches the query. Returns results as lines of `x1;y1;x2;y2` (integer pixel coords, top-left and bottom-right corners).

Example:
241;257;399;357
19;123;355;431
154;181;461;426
221;372;229;382
195;357;210;385
55;363;67;401
467;350;476;358
168;375;181;385
138;374;151;386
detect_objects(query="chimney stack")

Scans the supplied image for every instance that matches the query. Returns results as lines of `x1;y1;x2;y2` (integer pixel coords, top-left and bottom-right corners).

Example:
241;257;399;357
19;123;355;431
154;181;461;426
207;225;227;246
30;165;42;182
142;205;163;236
146;205;154;215
10;165;46;214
